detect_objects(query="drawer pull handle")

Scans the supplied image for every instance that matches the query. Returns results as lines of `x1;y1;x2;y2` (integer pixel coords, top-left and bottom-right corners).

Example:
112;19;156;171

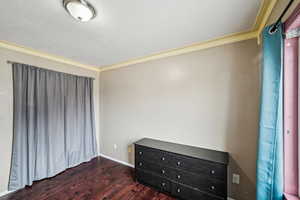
177;161;181;166
177;188;181;193
161;182;166;187
139;162;143;166
177;175;181;179
139;151;143;155
161;169;166;174
210;186;215;190
211;170;215;175
161;157;165;161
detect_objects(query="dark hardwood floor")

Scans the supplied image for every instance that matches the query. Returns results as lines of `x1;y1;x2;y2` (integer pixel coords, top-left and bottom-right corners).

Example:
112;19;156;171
0;157;175;200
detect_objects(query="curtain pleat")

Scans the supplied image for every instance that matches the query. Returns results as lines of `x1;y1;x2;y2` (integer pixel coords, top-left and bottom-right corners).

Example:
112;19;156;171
8;64;98;191
256;24;284;200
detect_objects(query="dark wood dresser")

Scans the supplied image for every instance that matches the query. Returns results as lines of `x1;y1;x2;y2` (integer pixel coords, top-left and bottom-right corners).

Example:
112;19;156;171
134;138;229;200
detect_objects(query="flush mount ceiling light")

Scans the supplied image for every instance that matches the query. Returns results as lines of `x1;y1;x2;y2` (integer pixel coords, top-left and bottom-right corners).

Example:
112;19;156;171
63;0;96;22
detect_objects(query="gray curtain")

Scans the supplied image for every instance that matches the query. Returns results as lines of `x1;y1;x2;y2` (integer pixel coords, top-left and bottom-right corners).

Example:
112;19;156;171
8;63;98;191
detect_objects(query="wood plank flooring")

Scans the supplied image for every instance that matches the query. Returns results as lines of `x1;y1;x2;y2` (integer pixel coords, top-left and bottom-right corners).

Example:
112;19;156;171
0;157;175;200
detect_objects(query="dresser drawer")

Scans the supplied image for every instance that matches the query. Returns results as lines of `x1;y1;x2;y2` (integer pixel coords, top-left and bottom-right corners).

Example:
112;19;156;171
171;168;226;197
169;153;227;180
134;138;229;200
136;169;171;193
136;159;172;179
171;182;224;200
136;159;226;197
135;145;172;166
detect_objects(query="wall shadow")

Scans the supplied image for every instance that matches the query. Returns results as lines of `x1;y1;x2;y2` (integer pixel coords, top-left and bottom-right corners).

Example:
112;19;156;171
224;42;261;200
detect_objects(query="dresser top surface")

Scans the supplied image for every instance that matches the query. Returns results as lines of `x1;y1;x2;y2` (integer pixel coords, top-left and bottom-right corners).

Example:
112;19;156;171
135;138;229;165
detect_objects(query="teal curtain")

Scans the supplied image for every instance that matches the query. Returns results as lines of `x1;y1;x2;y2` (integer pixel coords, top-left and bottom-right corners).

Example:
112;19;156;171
256;24;283;200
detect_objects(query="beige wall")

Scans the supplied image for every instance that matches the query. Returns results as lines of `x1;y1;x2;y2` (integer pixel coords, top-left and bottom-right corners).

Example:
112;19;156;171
1;0;297;198
0;47;100;194
100;39;260;200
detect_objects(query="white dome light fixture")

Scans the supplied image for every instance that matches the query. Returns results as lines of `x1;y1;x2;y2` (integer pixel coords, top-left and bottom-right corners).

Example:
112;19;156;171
63;0;96;22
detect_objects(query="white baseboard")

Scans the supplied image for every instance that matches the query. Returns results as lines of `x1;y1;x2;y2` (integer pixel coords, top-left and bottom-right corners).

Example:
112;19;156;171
99;153;134;168
228;198;235;200
0;190;14;197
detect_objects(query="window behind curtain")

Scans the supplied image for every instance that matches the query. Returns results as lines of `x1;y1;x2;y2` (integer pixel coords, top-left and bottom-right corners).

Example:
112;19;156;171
8;63;98;191
283;3;300;197
298;38;300;196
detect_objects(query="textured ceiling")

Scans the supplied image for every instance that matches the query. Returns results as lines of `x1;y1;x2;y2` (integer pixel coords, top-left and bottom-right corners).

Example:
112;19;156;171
0;0;261;67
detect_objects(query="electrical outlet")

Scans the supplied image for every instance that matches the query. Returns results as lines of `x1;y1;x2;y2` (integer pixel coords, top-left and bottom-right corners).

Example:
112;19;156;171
113;144;117;150
232;174;240;184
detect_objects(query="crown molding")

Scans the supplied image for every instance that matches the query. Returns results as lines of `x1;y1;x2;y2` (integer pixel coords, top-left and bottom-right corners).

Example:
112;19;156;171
99;0;279;71
0;40;100;72
253;0;267;30
255;0;278;37
100;30;257;72
253;0;275;31
1;0;279;72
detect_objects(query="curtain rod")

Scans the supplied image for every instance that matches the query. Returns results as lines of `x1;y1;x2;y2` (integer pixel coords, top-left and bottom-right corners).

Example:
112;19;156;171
269;0;295;34
6;60;95;80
